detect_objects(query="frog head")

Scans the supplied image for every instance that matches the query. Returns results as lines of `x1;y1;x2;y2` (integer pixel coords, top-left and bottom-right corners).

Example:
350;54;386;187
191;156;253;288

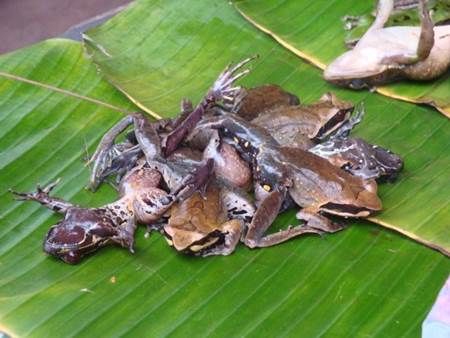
44;207;131;264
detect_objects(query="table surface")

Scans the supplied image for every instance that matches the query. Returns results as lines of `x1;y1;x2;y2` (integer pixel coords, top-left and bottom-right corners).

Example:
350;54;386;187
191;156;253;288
0;0;132;54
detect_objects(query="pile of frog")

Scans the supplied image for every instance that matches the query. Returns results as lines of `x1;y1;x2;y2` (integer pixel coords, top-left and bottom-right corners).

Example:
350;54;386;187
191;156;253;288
10;58;404;264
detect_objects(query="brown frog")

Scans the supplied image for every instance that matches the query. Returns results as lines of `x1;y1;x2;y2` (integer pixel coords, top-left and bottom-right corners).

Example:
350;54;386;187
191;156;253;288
197;111;382;248
235;87;403;181
325;0;450;88
249;92;355;148
10;110;217;264
88;58;255;191
163;180;255;256
10;166;176;264
236;84;300;121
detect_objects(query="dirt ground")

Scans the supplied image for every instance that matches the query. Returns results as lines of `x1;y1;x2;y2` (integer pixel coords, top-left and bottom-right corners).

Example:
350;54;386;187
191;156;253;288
0;0;132;54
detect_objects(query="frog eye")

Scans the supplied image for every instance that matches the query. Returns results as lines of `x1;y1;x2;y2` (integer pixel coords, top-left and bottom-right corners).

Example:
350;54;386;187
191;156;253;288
243;141;250;148
262;184;272;192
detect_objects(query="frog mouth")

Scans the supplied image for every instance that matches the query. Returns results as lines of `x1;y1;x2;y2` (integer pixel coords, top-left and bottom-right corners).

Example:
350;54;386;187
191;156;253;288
316;108;353;139
321;202;375;217
164;230;226;255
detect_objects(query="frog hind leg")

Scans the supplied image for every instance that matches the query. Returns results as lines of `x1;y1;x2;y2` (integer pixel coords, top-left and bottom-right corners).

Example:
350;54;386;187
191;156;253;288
296;208;346;233
202;220;242;256
170;98;194;129
416;0;434;60
9;179;76;214
368;0;394;32
87;116;134;191
380;0;434;66
132;112;162;161
104;145;143;187
243;190;323;248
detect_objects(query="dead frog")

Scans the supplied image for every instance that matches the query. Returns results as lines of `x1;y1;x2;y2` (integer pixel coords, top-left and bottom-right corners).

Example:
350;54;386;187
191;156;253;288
196;112;382;248
9;166;177;264
10;112;215;264
163;180;255;256
310;136;404;181
236;84;300;121
234;86;403;181
88;58;255;191
247;92;355;149
324;0;450;88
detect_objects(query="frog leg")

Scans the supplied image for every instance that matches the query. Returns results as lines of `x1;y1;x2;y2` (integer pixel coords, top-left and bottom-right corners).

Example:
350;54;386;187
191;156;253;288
296;208;346;233
172;159;215;200
87;116;134;191
133;112;215;198
367;0;394;33
132;112;162;161
170;98;194;129
9;179;77;214
111;217;137;253
163;56;256;156
221;186;255;225
202;220;243;256
416;0;434;60
380;0;434;65
134;190;176;225
104;145;143;186
243;190;323;248
330;102;365;139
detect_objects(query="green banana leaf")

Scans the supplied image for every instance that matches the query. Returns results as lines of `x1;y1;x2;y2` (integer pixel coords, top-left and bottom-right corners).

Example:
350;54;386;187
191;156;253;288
0;2;449;338
83;0;450;255
234;0;450;118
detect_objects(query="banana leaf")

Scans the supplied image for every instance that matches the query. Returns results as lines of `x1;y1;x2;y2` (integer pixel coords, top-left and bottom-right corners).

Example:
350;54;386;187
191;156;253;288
234;0;450;118
83;0;450;255
0;3;449;338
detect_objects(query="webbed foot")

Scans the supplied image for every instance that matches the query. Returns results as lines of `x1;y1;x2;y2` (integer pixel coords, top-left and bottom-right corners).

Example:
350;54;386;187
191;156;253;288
163;56;256;157
211;56;257;105
9;179;75;213
245;190;322;249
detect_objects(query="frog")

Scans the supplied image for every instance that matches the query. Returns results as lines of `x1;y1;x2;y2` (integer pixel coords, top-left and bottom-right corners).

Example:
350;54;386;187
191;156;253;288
343;0;450;48
324;0;450;88
9;166;177;264
196;111;382;248
247;92;355;148
87;57;256;191
310;136;404;181
10;109;218;264
163;180;255;256
232;87;403;181
236;84;300;121
163;56;256;157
